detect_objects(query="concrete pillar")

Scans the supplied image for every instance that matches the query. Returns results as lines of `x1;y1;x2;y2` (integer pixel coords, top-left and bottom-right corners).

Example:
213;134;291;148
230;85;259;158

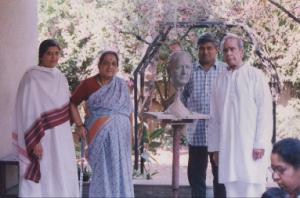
0;0;38;158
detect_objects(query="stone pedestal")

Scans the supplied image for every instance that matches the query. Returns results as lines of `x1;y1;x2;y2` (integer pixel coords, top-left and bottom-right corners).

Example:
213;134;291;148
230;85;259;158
144;112;209;198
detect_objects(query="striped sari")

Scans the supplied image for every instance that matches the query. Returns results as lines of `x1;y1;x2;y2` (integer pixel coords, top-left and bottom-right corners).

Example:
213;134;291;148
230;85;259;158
85;76;134;197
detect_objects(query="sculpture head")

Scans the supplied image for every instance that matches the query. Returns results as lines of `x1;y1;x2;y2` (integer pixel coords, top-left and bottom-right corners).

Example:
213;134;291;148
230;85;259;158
167;51;193;91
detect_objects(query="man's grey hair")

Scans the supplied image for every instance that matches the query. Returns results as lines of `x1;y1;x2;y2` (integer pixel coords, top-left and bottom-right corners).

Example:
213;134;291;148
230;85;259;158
197;32;219;49
220;33;244;51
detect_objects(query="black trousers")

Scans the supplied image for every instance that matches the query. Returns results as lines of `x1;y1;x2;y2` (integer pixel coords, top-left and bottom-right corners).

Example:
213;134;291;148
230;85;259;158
188;145;226;198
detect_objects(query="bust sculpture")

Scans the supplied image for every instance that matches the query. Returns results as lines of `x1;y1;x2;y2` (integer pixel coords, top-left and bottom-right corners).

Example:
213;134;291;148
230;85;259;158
143;51;208;198
164;51;193;118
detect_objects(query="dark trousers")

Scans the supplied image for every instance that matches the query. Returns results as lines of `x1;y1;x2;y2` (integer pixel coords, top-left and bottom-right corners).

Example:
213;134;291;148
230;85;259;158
188;145;226;198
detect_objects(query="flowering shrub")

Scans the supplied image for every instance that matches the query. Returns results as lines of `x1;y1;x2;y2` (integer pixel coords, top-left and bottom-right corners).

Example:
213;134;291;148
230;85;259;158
277;98;300;140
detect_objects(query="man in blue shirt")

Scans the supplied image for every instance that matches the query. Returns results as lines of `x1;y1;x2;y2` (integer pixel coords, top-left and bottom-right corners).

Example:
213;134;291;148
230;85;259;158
182;33;226;198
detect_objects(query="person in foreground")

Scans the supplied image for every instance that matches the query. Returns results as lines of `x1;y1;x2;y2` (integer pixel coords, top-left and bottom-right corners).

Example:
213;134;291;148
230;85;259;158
181;33;226;198
70;51;134;197
12;39;79;197
208;33;273;197
270;138;300;198
262;187;289;198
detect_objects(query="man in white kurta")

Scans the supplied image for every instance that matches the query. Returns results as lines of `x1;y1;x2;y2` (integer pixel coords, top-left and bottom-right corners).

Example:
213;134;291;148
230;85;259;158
207;33;273;197
12;66;79;197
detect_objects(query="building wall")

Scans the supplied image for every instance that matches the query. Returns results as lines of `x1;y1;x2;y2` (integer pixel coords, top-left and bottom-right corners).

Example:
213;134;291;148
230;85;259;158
0;0;37;158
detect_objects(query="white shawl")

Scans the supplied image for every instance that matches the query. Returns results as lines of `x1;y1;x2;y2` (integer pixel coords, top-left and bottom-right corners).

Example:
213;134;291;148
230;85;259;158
12;66;79;197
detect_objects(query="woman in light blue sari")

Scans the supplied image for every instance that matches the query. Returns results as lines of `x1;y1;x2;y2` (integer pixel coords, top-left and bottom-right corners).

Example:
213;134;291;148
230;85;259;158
70;51;134;197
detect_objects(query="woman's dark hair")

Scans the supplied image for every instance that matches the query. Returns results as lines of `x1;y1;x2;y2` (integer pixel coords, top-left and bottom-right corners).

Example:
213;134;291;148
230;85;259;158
261;187;288;198
38;39;61;64
39;39;61;64
272;138;300;169
98;51;119;67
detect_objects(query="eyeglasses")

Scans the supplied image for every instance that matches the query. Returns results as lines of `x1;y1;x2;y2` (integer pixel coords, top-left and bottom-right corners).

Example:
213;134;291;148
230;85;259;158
268;166;288;175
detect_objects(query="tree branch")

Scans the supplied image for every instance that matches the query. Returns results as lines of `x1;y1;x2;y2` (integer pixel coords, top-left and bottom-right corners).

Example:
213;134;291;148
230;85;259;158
119;31;151;45
180;27;192;40
268;0;300;25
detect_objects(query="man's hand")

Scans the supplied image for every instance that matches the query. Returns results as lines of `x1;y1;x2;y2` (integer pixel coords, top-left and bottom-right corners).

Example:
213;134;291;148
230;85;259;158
252;149;264;160
212;152;219;166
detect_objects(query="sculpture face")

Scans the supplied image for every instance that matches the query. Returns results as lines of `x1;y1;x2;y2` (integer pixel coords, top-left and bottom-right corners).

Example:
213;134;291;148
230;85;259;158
170;55;192;90
165;51;193;118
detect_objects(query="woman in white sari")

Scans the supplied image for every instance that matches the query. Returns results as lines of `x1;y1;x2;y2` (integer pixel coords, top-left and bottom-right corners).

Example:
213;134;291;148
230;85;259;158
13;39;79;197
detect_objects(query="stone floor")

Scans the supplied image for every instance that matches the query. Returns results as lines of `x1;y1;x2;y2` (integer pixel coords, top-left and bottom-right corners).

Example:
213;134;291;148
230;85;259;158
133;146;212;197
133;146;277;197
4;146;277;198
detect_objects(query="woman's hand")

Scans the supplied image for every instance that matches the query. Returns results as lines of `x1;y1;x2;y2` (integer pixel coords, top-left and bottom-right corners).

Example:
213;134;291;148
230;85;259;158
76;125;87;140
70;102;87;140
33;143;43;160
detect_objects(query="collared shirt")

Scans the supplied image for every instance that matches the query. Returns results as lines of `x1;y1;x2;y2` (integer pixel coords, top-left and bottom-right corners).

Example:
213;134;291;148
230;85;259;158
181;60;227;146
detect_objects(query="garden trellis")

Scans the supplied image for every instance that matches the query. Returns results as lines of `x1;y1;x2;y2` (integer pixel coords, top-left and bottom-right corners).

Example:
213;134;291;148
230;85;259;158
131;19;280;171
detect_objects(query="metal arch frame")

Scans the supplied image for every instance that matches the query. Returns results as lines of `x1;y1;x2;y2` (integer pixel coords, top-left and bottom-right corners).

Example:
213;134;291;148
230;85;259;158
133;19;280;170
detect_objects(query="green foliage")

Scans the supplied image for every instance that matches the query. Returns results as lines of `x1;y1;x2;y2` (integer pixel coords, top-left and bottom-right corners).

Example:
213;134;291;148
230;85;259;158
135;123;167;179
38;0;131;91
39;0;300;91
75;140;92;182
294;81;300;98
77;163;92;182
140;127;166;153
38;0;300;153
277;98;300;139
210;0;300;140
38;0;214;91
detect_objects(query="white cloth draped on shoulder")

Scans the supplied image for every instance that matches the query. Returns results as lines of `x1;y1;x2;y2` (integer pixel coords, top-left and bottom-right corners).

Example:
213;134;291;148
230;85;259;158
207;63;273;185
12;66;79;197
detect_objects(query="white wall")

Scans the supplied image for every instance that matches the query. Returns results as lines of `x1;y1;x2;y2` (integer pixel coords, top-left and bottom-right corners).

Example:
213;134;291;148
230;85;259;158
0;0;38;158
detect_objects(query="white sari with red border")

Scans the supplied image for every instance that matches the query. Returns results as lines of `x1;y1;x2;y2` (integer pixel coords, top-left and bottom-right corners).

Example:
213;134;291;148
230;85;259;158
12;66;79;197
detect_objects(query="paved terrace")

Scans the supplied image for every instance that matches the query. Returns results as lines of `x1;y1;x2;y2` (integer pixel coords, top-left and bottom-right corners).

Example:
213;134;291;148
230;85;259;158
133;147;211;197
4;147;277;197
133;147;277;198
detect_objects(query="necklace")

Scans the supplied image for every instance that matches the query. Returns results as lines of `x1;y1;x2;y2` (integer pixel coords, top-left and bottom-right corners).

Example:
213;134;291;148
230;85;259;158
96;75;103;87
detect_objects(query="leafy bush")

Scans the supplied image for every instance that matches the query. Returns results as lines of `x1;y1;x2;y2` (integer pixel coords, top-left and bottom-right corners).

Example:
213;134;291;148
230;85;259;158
277;98;300;140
